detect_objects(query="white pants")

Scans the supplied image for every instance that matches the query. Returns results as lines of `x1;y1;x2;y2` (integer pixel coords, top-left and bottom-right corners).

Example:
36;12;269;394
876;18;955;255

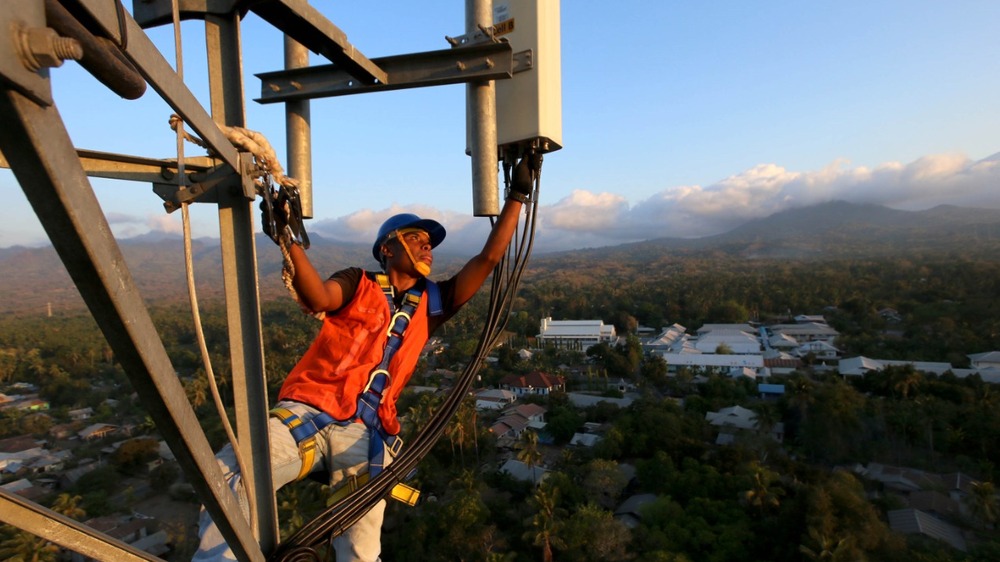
193;400;387;562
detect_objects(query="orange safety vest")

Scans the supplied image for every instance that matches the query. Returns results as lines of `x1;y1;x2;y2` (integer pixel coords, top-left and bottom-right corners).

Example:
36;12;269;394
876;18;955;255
278;273;430;436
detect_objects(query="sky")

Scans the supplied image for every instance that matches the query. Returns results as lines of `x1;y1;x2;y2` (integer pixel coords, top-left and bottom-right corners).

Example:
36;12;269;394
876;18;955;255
3;1;1000;255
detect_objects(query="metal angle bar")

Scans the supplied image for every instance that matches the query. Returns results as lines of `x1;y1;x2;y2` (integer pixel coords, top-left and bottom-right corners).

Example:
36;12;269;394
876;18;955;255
0;88;264;562
247;0;387;85
0;490;158;562
255;42;513;104
1;147;217;182
72;0;240;170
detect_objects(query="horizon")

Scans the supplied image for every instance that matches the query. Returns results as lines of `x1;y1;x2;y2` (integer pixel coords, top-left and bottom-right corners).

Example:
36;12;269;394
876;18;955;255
3;3;1000;253
0;199;989;257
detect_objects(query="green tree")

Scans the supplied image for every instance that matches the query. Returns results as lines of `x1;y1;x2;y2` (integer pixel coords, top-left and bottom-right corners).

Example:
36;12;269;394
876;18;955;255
582;458;628;510
559;503;631;562
524;481;566;562
517;430;543;485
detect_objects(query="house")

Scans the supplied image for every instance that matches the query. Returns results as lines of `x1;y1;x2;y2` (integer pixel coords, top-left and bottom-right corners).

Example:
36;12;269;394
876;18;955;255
614;493;657;529
794;314;827;324
499;459;548;484
658;352;765;376
499;371;566;396
71;515;170;561
537;317;617;350
569;433;601;447
705;405;784;443
0;478;47;502
565;392;634;409
770;322;840;345
490;403;548;440
643;324;687;353
692;324;761;354
79;423;117;441
474;388;517;410
758;384;785;399
887;509;966;552
793;340;841;360
705;405;758;430
968;351;1000;370
68;407;94;421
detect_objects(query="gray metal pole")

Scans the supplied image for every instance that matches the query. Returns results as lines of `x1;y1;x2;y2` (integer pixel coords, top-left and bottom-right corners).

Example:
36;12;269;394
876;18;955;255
467;0;499;217
284;36;313;218
205;12;278;555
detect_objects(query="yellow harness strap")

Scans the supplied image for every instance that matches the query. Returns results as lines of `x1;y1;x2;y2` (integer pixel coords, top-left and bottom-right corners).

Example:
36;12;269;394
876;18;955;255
327;472;421;507
270;407;317;482
270;407;420;505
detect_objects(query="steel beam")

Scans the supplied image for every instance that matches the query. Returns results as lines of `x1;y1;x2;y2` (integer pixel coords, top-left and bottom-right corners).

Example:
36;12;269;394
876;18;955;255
256;42;513;103
72;0;240;170
0;86;264;562
247;0;387;85
0;490;158;562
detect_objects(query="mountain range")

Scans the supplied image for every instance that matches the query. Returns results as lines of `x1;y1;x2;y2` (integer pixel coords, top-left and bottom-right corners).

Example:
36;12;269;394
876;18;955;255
3;201;1000;316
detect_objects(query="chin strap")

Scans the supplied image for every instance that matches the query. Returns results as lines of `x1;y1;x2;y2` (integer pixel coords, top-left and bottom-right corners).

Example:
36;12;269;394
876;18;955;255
394;229;431;277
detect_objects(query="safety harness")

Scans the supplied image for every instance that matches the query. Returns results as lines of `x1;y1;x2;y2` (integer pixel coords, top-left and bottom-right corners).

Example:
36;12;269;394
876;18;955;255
270;273;442;505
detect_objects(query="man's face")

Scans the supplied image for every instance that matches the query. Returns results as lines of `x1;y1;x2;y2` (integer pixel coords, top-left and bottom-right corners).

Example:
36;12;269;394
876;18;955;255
385;228;433;274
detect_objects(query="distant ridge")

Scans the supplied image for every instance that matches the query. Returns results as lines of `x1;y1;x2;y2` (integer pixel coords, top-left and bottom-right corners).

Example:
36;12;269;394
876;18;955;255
4;202;1000;314
531;201;1000;265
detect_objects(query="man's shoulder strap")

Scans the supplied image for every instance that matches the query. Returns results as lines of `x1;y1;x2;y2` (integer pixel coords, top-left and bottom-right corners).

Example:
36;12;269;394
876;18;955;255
424;279;443;317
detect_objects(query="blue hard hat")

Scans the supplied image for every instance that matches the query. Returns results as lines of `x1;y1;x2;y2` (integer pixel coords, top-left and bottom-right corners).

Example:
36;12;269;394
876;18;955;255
372;213;446;263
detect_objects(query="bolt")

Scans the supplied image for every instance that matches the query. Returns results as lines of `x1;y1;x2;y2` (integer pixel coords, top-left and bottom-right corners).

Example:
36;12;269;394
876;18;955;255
15;25;82;72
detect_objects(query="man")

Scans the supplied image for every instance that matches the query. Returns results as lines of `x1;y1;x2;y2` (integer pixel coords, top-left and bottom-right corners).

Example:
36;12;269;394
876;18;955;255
194;154;538;562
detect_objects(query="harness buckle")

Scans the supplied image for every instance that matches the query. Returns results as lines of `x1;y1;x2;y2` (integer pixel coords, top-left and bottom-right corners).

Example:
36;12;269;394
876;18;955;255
385;435;404;457
387;309;412;338
363;369;391;395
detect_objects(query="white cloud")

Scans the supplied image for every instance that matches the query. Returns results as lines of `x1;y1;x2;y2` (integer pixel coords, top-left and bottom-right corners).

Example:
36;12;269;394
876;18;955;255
147;213;183;234
189;152;1000;255
528;152;1000;249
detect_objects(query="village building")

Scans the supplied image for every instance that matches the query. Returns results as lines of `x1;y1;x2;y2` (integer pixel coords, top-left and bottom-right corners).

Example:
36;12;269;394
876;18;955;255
499;371;566;396
536;317;617;350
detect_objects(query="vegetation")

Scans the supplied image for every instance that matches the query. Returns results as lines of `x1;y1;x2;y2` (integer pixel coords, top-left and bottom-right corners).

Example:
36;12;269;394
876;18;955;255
2;255;1000;560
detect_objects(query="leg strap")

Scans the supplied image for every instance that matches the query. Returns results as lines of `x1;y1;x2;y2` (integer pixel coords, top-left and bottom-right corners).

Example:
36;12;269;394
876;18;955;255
270;407;335;482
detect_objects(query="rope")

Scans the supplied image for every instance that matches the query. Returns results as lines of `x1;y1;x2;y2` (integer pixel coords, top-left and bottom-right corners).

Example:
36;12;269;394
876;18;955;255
168;114;318;318
166;0;261;534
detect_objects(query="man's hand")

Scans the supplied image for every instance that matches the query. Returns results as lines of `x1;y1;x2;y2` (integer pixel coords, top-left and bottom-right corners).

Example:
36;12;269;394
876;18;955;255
510;152;542;203
261;186;310;248
260;192;289;246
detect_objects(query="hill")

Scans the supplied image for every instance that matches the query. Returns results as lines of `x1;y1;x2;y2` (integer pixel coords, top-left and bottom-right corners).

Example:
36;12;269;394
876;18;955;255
3;201;1000;315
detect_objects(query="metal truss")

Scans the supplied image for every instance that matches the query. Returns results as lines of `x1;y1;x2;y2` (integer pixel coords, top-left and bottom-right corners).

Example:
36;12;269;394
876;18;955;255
0;1;512;560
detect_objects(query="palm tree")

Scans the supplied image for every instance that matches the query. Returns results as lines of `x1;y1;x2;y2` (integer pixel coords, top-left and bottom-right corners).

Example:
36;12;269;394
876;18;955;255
743;463;782;516
517;429;543;485
966;481;998;529
50;493;86;521
891;367;922;399
799;527;853;561
524;482;566;562
0;529;60;562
